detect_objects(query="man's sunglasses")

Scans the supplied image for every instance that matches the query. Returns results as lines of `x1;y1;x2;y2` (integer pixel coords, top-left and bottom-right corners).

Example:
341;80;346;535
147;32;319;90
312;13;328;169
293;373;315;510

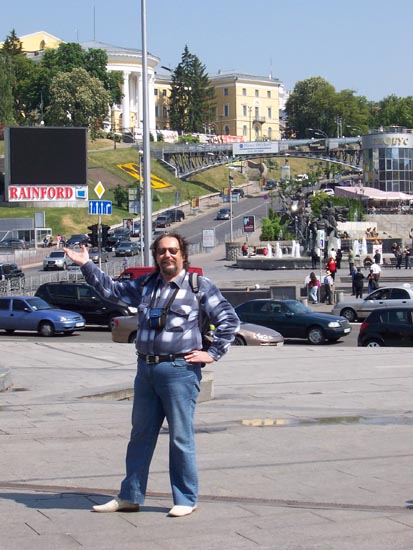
157;247;180;255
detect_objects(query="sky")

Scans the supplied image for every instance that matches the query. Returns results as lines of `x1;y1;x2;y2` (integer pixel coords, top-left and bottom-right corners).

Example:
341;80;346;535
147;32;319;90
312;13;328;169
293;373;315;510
1;0;412;102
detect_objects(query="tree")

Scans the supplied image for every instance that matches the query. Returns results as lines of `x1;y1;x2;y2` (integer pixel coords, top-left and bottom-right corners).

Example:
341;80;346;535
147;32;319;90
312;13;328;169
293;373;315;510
45;67;111;137
369;94;413;129
1;29;22;56
286;77;370;138
0;52;15;124
169;45;215;134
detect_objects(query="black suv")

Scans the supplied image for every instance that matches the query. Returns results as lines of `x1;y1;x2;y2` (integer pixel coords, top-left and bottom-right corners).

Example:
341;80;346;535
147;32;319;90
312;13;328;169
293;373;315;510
35;282;136;329
165;209;185;222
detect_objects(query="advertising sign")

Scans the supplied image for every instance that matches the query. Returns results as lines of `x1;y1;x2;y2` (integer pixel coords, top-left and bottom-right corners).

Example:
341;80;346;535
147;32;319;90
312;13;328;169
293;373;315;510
233;141;279;155
202;229;215;248
243;215;255;233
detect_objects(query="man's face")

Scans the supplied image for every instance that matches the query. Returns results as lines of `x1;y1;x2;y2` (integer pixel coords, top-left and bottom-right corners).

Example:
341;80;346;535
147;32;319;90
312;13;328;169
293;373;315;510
155;236;184;279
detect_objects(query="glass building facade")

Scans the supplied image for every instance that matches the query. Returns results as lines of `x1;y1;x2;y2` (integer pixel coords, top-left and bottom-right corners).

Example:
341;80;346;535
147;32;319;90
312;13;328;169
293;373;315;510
362;128;413;194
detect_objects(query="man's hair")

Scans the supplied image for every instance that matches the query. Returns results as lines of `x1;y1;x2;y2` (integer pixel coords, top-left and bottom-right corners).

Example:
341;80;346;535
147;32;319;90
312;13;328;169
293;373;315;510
150;232;191;272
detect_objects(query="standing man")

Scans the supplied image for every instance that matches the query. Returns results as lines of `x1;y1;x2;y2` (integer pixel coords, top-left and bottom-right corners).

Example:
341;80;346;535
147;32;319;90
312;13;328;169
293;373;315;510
64;233;240;517
348;247;355;275
323;269;334;305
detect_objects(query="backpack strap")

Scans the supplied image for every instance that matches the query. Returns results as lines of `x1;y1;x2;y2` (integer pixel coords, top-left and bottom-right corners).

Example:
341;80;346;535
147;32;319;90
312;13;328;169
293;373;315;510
189;271;199;293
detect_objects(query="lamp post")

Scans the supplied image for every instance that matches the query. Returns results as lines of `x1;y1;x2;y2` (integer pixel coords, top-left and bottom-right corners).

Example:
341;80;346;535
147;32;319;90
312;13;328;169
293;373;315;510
138;149;144;265
228;167;237;242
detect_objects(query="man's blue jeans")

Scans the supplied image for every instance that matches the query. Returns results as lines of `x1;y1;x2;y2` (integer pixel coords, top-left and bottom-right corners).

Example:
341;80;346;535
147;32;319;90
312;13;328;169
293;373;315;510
119;358;202;506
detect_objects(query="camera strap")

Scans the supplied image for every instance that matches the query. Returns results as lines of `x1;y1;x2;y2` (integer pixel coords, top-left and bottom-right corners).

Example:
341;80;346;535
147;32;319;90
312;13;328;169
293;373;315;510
149;278;180;313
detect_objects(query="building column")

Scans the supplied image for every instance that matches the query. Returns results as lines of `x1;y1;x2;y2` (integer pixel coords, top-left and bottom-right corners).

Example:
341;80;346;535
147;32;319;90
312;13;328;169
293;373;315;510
148;73;157;140
136;71;143;138
122;71;131;132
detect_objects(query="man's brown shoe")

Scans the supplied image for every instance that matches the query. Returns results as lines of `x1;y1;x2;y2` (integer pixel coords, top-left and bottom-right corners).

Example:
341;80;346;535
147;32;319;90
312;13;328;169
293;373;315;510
168;504;197;517
92;497;140;513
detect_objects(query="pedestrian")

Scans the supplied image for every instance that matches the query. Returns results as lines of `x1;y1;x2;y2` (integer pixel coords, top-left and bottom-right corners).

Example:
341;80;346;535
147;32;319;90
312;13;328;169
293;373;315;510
306;271;320;304
348;247;355;275
395;245;403;269
323;270;334;305
404;246;411;269
353;267;365;299
335;248;342;270
122;256;129;269
241;242;248;256
351;264;358;295
64;233;240;517
327;256;337;281
373;248;381;265
367;269;379;294
311;247;319;269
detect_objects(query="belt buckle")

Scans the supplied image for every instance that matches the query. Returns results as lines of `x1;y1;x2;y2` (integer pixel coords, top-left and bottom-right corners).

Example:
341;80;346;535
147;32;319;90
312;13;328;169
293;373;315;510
146;355;159;364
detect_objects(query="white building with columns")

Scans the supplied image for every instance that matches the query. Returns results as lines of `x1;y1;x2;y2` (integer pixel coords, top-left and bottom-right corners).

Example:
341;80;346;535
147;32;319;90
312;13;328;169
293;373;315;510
81;40;159;139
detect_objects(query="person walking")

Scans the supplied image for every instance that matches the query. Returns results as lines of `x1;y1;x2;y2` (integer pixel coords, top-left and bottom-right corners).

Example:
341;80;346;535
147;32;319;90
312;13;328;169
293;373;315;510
327;256;337;281
323;270;334;305
353;267;365;299
348;247;355;275
64;233;240;517
404;246;411;269
306;271;320;304
335;248;342;270
367;269;379;294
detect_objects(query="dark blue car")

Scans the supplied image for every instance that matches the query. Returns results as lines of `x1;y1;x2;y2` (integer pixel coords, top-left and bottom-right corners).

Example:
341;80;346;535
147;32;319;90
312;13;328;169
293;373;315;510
235;299;351;344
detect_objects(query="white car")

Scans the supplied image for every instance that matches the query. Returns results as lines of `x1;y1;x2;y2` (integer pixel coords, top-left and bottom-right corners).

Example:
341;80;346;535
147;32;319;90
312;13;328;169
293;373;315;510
43;250;69;271
332;284;413;322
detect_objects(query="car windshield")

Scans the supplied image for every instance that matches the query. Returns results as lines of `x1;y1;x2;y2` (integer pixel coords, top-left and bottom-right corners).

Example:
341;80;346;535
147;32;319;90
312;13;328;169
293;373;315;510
49;251;65;258
25;297;53;311
283;301;309;314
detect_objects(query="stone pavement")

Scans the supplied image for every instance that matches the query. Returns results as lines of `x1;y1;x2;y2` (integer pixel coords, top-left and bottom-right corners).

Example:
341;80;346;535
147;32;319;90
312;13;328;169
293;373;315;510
1;342;413;550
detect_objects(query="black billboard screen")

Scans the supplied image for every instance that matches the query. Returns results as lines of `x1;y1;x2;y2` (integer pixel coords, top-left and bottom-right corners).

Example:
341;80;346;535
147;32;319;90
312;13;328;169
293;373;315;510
6;127;87;185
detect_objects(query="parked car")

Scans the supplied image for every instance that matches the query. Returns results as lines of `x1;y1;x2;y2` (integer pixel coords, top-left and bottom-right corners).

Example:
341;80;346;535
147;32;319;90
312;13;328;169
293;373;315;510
216;208;231;220
115;240;140;256
0;263;25;283
43;250;70;271
164;209;185;222
154;215;172;228
116;266;203;282
235;299;351;344
263;180;278;190
35;282;137;329
112;315;284;346
332;285;413;322
0;295;85;337
231;187;245;198
0;238;28;249
88;247;109;263
131;221;141;237
65;234;90;248
358;307;413;347
106;228;131;249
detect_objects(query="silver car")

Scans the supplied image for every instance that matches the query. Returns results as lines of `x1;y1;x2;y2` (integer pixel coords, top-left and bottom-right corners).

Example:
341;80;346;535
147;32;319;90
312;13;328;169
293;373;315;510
43;250;69;271
111;316;284;346
332;284;413;322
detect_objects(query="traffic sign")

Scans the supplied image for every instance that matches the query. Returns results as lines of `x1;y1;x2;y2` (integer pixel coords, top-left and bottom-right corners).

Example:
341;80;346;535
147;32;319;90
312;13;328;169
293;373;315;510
94;181;105;199
88;200;112;215
243;215;255;233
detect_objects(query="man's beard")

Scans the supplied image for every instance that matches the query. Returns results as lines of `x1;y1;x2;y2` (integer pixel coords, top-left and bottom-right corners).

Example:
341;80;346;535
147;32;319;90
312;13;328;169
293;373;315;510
160;261;178;277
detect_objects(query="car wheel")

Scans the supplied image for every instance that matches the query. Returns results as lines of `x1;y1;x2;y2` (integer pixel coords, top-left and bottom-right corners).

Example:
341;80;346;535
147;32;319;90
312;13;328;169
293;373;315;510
38;321;55;337
62;263;67;271
307;326;325;345
233;334;246;346
340;307;357;323
364;339;383;347
128;331;137;344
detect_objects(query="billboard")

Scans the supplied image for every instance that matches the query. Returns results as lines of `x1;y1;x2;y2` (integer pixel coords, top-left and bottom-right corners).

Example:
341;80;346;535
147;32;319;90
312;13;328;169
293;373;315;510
4;127;88;204
233;141;279;155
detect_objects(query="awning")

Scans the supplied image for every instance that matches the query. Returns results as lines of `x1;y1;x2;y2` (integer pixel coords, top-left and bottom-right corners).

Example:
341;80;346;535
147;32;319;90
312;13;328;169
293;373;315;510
334;186;413;202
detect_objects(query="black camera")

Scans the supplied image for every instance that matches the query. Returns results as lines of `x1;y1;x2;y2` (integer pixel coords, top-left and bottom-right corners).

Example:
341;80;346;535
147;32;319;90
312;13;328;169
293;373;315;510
148;308;167;330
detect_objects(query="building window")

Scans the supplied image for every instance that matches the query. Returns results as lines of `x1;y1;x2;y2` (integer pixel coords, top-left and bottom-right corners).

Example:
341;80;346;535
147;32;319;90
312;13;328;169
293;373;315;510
224;88;228;96
255;107;259;119
268;127;272;140
224;125;230;135
267;107;272;119
242;88;247;96
243;105;247;117
255;89;259;98
224;104;229;117
243;125;247;137
154;89;158;96
162;90;167;97
267;90;271;98
162;106;168;118
155;106;159;117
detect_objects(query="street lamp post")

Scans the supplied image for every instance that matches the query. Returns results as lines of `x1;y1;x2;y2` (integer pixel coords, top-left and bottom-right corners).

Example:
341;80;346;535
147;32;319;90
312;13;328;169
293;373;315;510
138;149;144;265
228;167;238;242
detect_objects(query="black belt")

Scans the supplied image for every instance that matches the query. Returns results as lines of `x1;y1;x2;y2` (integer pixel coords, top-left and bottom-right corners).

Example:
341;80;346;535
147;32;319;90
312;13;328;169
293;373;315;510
138;352;187;364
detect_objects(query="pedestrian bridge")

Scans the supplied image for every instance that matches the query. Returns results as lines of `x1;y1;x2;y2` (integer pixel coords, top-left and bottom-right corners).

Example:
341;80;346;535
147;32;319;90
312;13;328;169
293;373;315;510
152;137;362;179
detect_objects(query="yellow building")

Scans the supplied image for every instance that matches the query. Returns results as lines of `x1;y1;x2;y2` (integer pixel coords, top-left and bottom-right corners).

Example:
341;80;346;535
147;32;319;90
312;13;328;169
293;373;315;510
154;71;281;141
210;72;281;141
12;31;63;55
